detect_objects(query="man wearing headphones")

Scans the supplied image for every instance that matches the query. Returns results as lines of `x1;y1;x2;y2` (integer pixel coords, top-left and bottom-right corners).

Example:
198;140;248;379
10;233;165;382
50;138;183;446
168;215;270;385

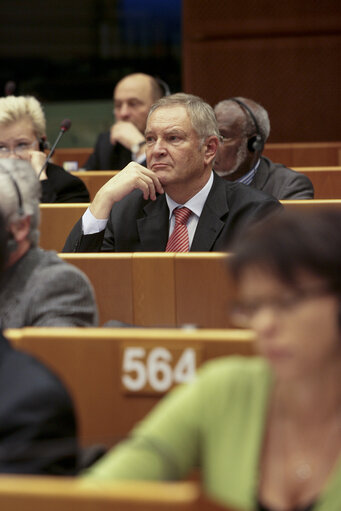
83;73;168;170
214;97;314;199
0;158;98;328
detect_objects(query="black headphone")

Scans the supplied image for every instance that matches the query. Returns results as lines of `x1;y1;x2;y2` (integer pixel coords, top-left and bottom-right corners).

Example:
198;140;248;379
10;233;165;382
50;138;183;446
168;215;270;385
5;172;25;253
229;97;264;153
154;77;171;97
39;136;50;152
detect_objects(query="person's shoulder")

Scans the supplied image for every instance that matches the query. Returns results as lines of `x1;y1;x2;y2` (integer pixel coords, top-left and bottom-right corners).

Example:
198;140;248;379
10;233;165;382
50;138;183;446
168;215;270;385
198;356;270;384
216;173;280;204
260;156;298;176
32;249;92;285
0;337;72;404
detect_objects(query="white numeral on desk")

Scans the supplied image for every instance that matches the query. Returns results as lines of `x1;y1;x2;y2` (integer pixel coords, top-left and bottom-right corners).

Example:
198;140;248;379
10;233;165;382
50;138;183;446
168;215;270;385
122;347;197;392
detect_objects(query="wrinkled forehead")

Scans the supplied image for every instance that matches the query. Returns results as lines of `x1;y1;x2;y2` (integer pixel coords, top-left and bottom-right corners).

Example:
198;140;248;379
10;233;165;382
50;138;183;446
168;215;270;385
146;105;192;131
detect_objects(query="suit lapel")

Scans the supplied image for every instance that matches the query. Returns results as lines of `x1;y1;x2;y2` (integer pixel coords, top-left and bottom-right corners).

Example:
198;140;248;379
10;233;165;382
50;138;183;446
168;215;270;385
250;157;269;190
137;195;170;251
191;174;230;251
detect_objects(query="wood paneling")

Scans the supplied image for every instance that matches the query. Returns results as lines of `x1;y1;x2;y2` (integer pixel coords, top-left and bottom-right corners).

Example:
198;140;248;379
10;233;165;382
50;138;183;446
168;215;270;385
183;0;341;142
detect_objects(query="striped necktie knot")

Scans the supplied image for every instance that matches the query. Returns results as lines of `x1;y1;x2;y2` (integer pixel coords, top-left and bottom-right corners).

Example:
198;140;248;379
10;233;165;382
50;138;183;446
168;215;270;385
166;207;192;252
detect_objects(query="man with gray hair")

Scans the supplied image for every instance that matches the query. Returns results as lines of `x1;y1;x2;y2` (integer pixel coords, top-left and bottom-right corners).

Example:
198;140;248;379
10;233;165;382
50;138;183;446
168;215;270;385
214;97;314;199
0;158;98;328
64;93;281;253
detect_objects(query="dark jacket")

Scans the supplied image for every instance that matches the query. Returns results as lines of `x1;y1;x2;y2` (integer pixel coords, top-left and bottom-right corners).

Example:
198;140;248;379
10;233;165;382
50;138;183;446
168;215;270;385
0;331;78;475
41;162;90;203
250;156;314;199
83;131;146;170
63;173;282;253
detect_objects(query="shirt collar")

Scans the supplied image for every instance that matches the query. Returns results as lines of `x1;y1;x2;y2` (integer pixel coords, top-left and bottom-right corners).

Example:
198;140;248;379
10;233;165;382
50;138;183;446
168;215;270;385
166;172;214;219
237;158;261;186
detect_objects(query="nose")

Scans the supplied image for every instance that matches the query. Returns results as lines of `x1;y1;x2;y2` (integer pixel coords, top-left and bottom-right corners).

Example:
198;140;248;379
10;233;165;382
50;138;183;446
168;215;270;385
151;138;167;158
249;306;278;340
8;150;20;159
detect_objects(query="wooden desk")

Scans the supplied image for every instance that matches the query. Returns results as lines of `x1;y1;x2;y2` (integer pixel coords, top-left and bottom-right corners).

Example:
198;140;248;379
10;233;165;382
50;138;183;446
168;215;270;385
40;204;88;252
53;147;93;168
71;171;118;200
60;253;234;327
282;199;341;211
264;141;341;166
293;167;341;199
0;476;229;511
7;327;255;447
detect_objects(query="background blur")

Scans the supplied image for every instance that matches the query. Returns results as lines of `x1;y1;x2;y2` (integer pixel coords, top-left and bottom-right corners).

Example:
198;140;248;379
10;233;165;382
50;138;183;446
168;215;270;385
1;0;340;146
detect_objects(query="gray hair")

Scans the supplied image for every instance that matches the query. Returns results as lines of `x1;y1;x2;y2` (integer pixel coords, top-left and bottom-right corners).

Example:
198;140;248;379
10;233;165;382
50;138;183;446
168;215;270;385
148;93;220;142
0;95;46;138
0;159;41;246
214;97;271;143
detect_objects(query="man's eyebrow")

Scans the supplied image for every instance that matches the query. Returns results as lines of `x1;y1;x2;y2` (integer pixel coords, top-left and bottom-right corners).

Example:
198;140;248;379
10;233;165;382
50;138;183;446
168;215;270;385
145;127;187;137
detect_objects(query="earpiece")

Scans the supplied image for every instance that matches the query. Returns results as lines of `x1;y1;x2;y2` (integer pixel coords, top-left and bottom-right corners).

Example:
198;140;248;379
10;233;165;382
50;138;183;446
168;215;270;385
229;98;264;153
154;77;171;97
39;136;50;152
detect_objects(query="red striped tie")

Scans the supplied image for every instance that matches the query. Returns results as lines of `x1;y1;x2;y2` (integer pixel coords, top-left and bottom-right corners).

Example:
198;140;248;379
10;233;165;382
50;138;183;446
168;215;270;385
166;207;192;252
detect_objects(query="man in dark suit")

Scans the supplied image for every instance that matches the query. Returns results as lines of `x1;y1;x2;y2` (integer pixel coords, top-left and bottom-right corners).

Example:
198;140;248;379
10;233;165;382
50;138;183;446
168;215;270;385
0;211;78;475
83;73;166;170
213;97;314;199
63;93;281;253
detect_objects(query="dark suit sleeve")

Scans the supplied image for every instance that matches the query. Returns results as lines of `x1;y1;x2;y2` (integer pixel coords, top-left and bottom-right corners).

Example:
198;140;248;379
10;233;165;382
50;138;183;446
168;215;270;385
62;218;107;252
0;348;78;475
83;133;107;170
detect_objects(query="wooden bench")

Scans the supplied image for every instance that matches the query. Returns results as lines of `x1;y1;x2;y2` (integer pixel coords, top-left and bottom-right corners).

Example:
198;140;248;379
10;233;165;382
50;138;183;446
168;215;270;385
293;167;341;199
71;171;118;201
282;199;341;211
39;199;341;253
52;147;93;168
264;141;341;166
59;253;235;327
40;204;88;252
71;168;341;202
53;142;341;169
7;327;255;447
0;476;229;511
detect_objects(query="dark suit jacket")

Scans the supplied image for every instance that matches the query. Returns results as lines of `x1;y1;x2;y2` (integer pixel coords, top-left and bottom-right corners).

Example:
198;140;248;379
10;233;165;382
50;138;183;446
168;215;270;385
83;131;146;170
63;173;281;253
0;332;78;475
250;156;314;199
41;163;90;203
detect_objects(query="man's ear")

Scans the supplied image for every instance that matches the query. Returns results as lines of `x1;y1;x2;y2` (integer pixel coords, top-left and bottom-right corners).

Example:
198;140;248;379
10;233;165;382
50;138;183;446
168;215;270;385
10;216;31;244
203;136;219;165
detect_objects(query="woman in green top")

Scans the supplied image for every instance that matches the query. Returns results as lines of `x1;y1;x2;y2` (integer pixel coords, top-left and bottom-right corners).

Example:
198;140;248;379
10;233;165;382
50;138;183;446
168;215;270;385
84;209;341;511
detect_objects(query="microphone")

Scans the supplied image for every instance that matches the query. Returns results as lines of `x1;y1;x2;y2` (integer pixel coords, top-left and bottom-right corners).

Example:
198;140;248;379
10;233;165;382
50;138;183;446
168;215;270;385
4;80;16;96
38;119;71;179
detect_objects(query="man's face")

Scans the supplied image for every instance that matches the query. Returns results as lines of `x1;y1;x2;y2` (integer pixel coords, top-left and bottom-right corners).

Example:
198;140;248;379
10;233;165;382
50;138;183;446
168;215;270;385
145;105;215;201
214;106;255;180
113;75;155;133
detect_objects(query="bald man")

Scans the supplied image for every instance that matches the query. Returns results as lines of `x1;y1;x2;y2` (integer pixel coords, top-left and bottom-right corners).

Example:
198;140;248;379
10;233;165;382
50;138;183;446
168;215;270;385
84;73;166;170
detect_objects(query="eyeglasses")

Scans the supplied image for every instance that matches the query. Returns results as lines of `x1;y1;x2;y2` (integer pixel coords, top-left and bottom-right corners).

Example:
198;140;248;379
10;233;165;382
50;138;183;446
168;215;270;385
0;141;37;157
231;285;333;327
